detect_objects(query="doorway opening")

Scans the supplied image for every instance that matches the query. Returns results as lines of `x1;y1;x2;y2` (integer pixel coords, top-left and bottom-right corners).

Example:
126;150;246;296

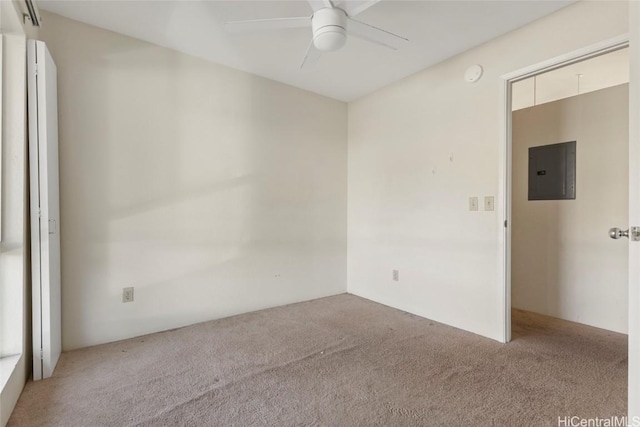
499;35;630;343
500;43;631;418
511;46;629;335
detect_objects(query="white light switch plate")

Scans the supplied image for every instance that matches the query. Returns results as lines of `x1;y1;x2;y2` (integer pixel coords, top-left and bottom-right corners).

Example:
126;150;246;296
469;197;478;211
484;196;494;211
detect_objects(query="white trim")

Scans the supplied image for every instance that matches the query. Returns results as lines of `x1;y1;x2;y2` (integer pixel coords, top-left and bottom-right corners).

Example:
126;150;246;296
497;78;512;343
501;34;629;82
27;39;43;381
628;2;640;418
0;355;21;392
497;34;630;344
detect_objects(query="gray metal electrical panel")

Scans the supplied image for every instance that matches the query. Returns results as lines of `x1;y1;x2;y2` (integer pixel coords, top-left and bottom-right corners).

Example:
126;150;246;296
528;141;576;200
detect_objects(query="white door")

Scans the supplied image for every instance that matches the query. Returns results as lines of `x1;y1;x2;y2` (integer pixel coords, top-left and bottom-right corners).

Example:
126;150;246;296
27;40;61;381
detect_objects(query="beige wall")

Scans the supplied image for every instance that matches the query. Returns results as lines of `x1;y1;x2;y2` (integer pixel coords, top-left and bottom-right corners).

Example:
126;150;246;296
0;1;31;425
38;12;348;351
0;33;27;427
347;1;629;340
512;84;629;333
33;2;630;349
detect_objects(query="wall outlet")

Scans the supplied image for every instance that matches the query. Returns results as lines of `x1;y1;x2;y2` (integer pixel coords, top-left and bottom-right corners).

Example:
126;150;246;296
122;287;134;303
484;196;494;211
393;270;399;282
469;197;478;211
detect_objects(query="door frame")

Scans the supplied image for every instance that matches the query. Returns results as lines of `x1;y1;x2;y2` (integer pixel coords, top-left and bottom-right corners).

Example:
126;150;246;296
628;3;640;418
497;33;630;344
498;31;639;416
27;38;43;381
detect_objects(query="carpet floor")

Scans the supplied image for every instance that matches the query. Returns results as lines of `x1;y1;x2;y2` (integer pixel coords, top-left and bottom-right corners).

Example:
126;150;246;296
8;294;627;426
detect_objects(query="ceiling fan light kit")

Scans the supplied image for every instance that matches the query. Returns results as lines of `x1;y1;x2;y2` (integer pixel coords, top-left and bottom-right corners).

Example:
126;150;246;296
224;0;409;68
312;8;348;51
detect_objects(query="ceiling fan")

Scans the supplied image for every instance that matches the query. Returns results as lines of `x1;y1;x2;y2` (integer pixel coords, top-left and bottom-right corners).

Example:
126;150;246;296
224;0;409;68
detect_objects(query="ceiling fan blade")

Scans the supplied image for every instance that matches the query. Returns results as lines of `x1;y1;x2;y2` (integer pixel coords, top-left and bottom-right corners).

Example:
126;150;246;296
224;17;311;33
300;39;322;69
347;18;408;50
307;0;334;12
337;0;380;17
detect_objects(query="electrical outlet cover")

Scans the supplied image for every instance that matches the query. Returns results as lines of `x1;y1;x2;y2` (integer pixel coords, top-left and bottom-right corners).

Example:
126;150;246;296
123;287;134;303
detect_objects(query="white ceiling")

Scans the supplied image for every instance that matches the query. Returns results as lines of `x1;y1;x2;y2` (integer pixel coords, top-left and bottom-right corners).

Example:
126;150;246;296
38;0;575;102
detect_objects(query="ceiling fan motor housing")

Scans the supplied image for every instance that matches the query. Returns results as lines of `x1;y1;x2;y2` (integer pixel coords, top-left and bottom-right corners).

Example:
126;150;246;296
312;8;347;51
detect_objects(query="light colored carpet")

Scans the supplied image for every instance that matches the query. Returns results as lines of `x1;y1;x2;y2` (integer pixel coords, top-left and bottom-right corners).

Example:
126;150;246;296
8;294;627;426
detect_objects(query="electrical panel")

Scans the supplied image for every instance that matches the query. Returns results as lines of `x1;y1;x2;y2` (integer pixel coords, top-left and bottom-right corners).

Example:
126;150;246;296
528;141;576;201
